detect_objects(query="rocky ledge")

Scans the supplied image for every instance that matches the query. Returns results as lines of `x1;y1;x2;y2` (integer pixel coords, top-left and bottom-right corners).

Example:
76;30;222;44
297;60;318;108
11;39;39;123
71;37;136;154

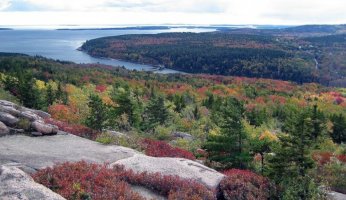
0;99;224;199
0;100;57;137
0;165;65;200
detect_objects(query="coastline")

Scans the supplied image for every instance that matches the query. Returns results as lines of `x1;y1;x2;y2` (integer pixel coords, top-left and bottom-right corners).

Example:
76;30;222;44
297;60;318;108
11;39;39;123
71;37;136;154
77;46;183;73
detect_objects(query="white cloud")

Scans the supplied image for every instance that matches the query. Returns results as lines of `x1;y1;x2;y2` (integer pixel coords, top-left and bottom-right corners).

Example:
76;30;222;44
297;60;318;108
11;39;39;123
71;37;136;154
0;0;345;25
0;0;11;10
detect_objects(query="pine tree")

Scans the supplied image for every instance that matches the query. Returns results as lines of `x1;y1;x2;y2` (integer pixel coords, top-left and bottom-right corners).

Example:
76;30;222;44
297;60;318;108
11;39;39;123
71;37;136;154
46;84;55;106
330;113;346;144
111;88;141;128
55;83;68;104
267;107;322;199
142;94;169;131
85;94;108;131
204;97;250;169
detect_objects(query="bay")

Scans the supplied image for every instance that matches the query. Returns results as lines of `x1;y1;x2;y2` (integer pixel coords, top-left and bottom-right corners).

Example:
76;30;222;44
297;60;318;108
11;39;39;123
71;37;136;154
0;27;215;73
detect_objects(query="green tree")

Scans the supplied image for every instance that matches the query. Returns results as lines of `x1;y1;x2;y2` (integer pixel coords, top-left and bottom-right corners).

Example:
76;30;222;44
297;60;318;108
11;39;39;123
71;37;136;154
111;87;141;128
330;113;346;144
55;83;68;104
85;94;108;131
204;97;250;169
142;94;169;131
6;70;43;109
46;84;55;106
267;107;323;199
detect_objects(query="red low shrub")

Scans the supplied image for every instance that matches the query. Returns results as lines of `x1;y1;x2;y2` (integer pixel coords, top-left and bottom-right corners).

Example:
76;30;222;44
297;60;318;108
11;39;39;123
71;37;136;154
336;154;346;163
115;166;214;200
45;118;98;140
33;161;215;200
140;138;196;160
220;169;270;200
95;84;107;93
312;152;333;165
32;161;142;200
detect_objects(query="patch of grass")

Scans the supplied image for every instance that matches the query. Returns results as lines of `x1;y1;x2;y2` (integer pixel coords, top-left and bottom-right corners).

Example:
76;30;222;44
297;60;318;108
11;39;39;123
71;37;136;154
0;87;20;105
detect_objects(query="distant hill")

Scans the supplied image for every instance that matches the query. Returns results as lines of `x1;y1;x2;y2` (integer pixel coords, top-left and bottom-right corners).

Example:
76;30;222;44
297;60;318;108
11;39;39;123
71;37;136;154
80;25;346;86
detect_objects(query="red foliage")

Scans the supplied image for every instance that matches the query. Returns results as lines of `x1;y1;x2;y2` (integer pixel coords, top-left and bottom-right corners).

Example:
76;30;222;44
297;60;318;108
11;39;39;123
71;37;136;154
33;161;214;200
141;139;196;160
312;152;333;165
48;104;79;124
312;152;346;165
335;97;344;105
32;161;142;200
336;155;346;163
254;96;266;104
44;118;98;140
95;84;107;93
116;165;214;199
269;95;286;105
220;169;270;200
81;75;90;83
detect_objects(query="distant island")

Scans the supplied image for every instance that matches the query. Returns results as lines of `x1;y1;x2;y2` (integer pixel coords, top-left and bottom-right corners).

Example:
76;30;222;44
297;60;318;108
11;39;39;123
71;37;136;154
80;25;346;86
0;28;12;30
57;26;172;31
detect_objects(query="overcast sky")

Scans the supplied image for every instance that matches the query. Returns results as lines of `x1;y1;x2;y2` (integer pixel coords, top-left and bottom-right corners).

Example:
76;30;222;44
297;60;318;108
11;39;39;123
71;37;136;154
0;0;345;26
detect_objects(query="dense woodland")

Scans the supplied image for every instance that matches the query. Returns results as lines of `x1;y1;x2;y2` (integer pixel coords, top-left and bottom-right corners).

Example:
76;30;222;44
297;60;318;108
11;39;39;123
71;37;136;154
0;54;345;199
81;27;346;86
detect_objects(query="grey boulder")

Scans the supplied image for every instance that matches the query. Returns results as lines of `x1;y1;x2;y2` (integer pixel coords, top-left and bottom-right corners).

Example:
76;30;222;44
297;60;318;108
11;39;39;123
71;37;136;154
171;131;194;141
31;121;58;135
0;112;19;126
0;121;9;136
0;165;65;200
19;111;42;122
113;154;225;190
20;107;51;119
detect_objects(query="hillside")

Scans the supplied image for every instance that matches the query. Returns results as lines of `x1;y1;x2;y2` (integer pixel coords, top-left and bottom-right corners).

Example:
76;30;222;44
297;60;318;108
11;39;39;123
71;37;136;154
0;54;346;199
81;25;346;86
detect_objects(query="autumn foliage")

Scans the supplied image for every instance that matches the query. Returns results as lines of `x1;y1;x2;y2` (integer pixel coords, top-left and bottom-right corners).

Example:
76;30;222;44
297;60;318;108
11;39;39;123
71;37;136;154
312;151;346;165
33;161;214;200
44;118;98;140
140;138;196;160
220;169;270;200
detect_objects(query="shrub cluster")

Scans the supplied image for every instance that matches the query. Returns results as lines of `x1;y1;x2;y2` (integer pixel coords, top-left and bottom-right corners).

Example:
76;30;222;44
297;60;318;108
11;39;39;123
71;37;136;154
220;169;270;200
45;118;98;140
140;138;196;160
32;161;142;200
33;161;214;200
312;151;346;165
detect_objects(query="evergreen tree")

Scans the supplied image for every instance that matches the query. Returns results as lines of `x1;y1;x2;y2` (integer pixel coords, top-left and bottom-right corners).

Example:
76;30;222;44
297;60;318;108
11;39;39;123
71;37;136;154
85;94;108;131
311;104;326;140
46;84;55;106
55;83;68;104
16;70;41;109
111;88;141;128
193;105;200;120
267;107;323;199
204;97;250;169
142;94;169;131
330;113;346;144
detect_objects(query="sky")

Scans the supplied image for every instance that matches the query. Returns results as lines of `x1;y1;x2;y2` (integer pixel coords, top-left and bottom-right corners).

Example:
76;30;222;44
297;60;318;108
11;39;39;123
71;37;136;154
0;0;345;27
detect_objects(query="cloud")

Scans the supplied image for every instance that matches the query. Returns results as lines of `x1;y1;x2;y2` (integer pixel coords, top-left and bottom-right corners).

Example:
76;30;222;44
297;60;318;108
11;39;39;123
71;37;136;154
0;0;11;10
0;0;345;25
2;0;228;13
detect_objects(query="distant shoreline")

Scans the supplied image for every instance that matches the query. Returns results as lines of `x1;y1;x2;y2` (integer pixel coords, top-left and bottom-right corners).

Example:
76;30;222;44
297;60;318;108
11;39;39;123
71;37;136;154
57;26;172;31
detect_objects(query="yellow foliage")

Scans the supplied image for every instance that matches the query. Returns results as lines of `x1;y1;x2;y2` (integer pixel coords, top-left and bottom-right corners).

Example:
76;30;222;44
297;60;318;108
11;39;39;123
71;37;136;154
47;80;58;90
209;127;221;136
101;96;115;106
35;80;46;90
259;130;278;141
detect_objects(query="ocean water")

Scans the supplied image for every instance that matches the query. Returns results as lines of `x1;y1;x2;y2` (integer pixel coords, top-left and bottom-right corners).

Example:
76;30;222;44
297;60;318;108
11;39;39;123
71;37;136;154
0;27;215;73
